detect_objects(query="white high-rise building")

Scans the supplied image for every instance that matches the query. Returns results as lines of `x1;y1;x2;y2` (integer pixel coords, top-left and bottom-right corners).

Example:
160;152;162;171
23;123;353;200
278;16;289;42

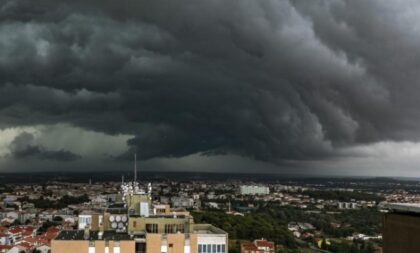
239;185;270;195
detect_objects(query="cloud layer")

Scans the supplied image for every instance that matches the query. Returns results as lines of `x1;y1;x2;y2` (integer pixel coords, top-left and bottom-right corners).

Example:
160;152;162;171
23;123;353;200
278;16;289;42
1;0;420;174
9;132;81;161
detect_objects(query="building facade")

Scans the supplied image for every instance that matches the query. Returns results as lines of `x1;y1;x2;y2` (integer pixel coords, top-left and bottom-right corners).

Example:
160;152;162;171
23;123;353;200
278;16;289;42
52;181;228;253
239;186;269;195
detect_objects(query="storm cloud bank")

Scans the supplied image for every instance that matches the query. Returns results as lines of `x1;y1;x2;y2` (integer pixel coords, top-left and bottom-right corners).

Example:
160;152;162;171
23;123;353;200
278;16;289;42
1;0;420;174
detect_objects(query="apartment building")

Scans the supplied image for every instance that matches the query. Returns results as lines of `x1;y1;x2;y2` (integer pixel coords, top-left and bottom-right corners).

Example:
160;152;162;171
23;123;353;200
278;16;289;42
381;202;420;253
52;181;228;253
239;186;270;195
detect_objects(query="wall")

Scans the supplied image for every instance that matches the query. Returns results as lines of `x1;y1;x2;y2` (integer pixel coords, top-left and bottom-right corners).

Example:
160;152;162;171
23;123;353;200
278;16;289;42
146;234;163;253
51;240;89;253
383;213;420;253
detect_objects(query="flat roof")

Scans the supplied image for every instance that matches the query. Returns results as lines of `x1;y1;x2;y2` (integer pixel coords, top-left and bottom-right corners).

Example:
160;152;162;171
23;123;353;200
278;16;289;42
55;230;133;241
192;224;227;235
380;202;420;214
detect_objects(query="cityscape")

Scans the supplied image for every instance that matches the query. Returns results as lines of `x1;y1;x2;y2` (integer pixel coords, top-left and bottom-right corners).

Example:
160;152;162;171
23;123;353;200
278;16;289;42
0;167;417;253
2;0;420;253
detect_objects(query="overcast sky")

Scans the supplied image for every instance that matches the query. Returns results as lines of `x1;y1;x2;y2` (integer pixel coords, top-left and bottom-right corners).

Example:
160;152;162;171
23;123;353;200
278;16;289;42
2;0;420;176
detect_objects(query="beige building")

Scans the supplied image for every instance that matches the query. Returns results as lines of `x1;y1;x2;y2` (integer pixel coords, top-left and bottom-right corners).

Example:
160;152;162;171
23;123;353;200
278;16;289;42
52;181;228;253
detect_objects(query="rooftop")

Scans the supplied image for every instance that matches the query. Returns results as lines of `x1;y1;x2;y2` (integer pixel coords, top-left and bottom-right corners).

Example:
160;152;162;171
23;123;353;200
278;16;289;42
192;224;227;235
55;230;133;241
380;202;420;214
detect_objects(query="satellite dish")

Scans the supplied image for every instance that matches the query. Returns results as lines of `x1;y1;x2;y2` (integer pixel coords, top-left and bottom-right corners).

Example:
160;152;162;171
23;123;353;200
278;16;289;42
116;216;121;222
109;216;115;222
111;222;117;229
122;216;127;222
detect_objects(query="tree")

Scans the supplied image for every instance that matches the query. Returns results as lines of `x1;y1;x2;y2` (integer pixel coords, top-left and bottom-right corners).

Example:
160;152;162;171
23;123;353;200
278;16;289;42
53;216;63;223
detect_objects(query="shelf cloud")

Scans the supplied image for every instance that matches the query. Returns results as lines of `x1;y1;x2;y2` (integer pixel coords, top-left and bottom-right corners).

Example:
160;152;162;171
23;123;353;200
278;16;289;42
1;0;420;175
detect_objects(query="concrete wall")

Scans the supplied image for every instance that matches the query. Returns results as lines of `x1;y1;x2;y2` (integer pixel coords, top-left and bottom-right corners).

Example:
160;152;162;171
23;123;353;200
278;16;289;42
120;241;135;253
147;234;163;253
190;234;198;253
168;234;185;253
51;240;89;253
51;240;134;253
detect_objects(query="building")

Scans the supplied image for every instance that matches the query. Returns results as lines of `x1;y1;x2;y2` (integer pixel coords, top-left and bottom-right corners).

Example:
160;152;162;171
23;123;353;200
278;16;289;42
239;186;269;195
381;202;420;253
52;178;228;253
241;239;275;253
337;202;358;209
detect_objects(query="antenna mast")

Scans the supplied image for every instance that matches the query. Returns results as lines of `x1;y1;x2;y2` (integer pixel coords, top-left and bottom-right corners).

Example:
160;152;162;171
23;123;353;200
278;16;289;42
134;148;137;182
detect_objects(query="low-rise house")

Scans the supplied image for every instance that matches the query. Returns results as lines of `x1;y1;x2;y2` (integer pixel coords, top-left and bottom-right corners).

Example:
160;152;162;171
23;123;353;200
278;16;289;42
241;239;275;253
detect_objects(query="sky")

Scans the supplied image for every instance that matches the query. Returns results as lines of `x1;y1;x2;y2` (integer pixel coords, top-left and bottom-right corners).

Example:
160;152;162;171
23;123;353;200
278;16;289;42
2;0;420;176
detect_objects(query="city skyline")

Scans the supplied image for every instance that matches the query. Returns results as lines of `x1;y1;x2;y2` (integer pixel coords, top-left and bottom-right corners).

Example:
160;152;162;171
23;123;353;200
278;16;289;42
2;0;420;176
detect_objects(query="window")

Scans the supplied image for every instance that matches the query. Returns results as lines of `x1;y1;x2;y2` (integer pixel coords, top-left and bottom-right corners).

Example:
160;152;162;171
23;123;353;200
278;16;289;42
177;224;185;233
164;224;184;233
133;221;137;228
146;224;158;233
199;244;226;253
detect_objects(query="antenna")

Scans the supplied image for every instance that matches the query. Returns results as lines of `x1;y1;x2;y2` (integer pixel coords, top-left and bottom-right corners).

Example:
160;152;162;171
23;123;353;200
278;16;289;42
134;147;137;182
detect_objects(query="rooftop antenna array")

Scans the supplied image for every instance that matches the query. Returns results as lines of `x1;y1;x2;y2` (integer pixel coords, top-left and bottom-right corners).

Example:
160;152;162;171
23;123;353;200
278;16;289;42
120;146;146;202
134;147;137;183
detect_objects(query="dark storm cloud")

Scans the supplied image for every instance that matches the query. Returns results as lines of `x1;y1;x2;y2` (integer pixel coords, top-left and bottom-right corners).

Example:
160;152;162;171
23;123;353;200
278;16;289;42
9;132;81;162
0;0;419;166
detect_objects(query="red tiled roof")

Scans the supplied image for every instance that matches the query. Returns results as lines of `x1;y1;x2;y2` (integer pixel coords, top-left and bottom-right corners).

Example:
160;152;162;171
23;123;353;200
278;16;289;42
22;227;34;236
23;236;37;244
36;237;50;246
255;240;274;249
241;242;258;251
0;244;13;251
45;230;59;240
18;241;32;249
8;227;22;234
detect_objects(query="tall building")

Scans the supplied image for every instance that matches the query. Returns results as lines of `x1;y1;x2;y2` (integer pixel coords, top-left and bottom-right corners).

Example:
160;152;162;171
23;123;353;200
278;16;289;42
52;175;228;253
381;203;420;253
239;186;269;195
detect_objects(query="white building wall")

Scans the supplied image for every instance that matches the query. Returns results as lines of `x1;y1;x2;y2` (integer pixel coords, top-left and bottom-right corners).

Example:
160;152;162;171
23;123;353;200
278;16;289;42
140;202;150;217
239;186;269;195
197;235;227;245
78;215;92;229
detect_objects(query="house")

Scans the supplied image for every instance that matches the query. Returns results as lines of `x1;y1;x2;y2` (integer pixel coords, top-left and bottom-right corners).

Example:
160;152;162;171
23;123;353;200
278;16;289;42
241;239;275;253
